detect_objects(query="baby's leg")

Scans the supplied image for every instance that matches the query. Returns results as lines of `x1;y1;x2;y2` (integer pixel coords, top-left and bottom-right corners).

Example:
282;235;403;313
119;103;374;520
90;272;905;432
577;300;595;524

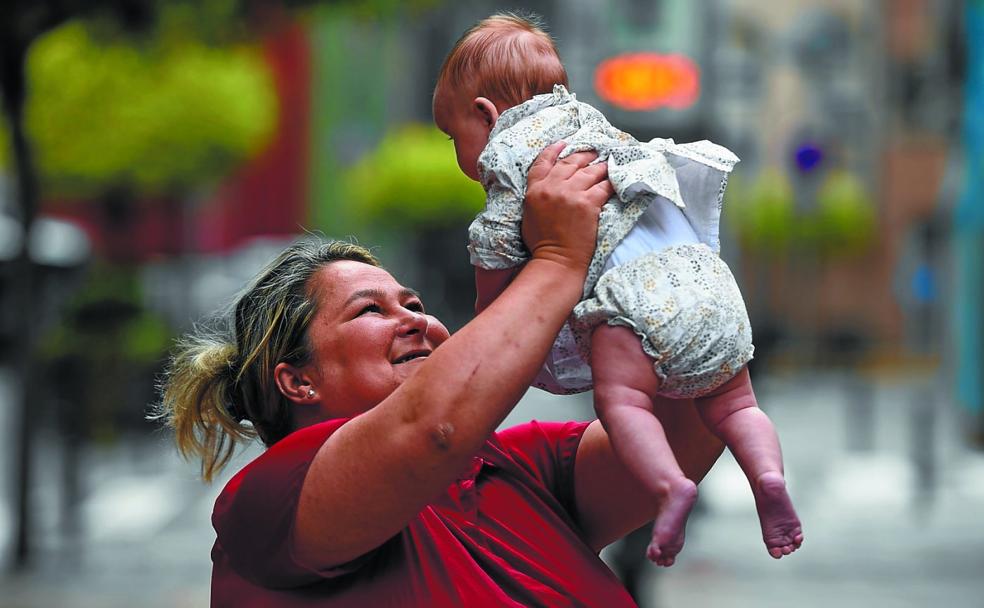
592;324;697;567
696;367;803;558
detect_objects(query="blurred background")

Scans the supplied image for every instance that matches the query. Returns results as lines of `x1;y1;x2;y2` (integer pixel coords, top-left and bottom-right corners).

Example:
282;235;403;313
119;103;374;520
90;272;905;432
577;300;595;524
1;0;982;606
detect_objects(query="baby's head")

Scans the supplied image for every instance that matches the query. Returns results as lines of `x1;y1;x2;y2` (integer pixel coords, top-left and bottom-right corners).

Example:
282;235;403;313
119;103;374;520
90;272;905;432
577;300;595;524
433;12;568;181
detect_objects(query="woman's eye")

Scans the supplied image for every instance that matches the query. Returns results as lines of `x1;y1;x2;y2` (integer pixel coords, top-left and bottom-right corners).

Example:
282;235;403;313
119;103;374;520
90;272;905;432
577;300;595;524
357;304;382;316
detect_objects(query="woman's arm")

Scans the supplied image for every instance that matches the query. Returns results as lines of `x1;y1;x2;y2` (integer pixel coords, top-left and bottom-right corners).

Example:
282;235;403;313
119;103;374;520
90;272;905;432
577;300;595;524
573;399;724;552
293;143;615;570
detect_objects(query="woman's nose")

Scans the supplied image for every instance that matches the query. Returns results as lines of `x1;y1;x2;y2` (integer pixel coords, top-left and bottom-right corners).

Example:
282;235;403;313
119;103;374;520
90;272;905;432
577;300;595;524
399;309;429;335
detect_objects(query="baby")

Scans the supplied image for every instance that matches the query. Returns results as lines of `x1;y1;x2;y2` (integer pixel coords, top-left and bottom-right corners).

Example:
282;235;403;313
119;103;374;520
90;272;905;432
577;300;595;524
433;13;802;566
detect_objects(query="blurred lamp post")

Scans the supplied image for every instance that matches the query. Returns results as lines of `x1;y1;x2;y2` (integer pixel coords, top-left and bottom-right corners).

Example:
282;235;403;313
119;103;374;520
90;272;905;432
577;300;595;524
0;2;276;570
954;0;984;443
0;211;90;572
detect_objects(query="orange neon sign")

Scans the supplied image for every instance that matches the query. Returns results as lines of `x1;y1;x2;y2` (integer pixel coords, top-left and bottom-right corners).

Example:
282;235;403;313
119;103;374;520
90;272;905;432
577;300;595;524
594;52;700;111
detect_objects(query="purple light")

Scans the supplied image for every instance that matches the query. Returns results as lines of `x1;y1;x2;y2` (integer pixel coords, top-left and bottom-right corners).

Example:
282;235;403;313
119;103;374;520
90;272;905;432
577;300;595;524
794;143;824;172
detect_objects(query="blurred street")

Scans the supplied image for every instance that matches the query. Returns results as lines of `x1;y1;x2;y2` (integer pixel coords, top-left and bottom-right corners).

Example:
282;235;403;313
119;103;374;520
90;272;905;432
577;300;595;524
2;365;982;608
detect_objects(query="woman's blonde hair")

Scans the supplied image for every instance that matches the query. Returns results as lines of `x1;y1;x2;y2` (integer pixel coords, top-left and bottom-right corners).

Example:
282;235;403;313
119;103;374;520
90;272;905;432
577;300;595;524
153;238;379;481
435;11;568;109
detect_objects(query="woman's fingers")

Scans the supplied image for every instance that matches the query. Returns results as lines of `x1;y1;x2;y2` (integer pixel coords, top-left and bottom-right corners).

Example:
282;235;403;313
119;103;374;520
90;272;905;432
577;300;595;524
527;141;567;184
522;144;614;272
567;160;609;193
530;144;604;183
586;176;615;203
552;150;600;180
561;150;601;168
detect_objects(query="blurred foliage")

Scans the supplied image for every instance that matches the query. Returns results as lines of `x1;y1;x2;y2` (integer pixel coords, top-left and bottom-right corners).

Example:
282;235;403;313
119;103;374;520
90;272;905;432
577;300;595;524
39;264;171;363
344;123;485;228
144;0;255;43
727;169;796;254
1;17;276;198
38;263;172;441
728;168;875;257
313;0;442;20
809;170;876;255
0;123;8;168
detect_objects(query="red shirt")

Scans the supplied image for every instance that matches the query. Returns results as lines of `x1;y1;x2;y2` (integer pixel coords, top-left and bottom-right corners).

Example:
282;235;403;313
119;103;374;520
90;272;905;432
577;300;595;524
211;419;637;607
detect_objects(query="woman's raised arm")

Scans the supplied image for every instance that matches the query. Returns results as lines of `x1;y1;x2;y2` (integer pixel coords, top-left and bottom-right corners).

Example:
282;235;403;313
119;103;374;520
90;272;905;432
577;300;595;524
293;143;614;570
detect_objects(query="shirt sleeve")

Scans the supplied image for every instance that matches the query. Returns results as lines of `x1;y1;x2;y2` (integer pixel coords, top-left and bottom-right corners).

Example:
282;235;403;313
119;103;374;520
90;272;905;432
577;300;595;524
494;420;591;516
212;418;370;588
468;141;531;269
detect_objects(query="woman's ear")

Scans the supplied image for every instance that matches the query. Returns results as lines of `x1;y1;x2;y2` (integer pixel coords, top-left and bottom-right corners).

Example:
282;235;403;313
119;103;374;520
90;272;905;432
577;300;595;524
473;97;499;132
274;362;319;406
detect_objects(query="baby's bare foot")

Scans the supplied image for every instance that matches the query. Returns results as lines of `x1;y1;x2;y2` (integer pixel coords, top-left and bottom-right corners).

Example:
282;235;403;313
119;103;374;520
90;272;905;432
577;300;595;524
753;471;803;558
646;478;698;567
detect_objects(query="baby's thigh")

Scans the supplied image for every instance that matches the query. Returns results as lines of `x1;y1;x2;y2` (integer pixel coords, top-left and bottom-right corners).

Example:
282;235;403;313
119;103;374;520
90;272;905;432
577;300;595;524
590;324;661;396
575;245;753;400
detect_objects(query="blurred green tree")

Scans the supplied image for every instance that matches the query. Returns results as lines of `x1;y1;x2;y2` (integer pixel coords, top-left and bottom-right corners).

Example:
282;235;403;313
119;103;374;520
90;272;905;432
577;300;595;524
345;123;485;228
810;169;876;256
727;169;796;254
0;0;283;573
0;0;438;572
20;20;276;198
727;168;875;258
725;166;877;369
39;263;172;439
1;0;161;574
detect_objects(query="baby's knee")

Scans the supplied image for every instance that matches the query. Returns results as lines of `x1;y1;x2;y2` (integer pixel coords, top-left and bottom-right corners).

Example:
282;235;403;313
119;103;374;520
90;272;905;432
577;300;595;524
696;368;759;427
593;373;662;426
708;366;756;408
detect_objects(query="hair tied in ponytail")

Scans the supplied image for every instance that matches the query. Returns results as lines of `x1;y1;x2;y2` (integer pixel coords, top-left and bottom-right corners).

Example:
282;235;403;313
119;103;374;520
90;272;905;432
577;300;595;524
226;400;246;423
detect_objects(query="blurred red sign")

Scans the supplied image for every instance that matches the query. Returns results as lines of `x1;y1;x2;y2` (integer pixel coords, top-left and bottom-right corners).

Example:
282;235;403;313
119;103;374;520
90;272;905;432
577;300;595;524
594;52;700;111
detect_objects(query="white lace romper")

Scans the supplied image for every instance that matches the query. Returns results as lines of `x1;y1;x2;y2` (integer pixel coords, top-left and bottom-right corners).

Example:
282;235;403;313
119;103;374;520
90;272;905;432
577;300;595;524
470;85;753;398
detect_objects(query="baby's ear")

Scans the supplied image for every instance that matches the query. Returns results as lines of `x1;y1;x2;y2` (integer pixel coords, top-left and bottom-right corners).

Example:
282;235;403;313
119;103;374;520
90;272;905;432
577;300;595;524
473;97;499;131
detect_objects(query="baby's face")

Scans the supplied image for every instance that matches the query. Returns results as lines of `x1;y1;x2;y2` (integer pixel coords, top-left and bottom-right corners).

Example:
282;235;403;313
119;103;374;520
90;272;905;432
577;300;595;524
433;89;490;182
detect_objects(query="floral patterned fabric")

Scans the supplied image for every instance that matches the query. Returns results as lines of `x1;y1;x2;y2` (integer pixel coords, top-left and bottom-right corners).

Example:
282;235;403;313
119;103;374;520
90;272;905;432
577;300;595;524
573;244;754;398
469;85;748;395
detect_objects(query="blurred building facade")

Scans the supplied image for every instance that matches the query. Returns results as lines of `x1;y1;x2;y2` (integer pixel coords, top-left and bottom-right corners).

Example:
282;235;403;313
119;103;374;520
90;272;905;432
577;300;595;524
303;0;967;365
3;1;967;402
955;0;984;425
137;0;977;419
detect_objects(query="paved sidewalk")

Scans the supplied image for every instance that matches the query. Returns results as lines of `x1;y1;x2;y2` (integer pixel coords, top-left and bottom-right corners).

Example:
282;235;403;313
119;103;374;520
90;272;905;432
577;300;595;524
2;368;982;607
622;370;984;608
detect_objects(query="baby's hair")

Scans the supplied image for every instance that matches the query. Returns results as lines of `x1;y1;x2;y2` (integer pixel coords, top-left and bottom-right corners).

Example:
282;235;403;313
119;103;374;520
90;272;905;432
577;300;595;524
436;11;568;109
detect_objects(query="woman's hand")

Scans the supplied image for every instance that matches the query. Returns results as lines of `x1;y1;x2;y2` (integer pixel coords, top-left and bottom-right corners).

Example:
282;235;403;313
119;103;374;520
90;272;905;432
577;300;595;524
522;142;614;272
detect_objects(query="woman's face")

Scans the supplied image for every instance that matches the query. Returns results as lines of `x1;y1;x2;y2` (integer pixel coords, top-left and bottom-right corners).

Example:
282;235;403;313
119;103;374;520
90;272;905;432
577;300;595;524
302;261;451;418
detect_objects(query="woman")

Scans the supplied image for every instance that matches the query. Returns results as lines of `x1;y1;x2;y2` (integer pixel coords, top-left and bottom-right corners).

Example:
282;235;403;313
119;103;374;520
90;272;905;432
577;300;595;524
156;143;723;606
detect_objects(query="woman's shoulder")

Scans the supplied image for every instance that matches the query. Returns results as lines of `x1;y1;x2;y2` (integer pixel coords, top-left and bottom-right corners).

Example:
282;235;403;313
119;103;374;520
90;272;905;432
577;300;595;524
217;419;350;509
211;418;353;587
492;419;590;447
485;420;590;478
481;420;591;517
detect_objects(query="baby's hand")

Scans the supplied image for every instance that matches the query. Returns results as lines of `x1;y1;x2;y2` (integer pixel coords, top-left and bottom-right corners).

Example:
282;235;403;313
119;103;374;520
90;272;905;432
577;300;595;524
522;142;613;272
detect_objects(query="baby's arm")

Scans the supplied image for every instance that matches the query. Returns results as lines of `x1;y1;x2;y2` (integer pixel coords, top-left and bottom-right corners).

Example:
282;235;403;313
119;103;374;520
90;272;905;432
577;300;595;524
469;154;529;313
475;267;521;314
